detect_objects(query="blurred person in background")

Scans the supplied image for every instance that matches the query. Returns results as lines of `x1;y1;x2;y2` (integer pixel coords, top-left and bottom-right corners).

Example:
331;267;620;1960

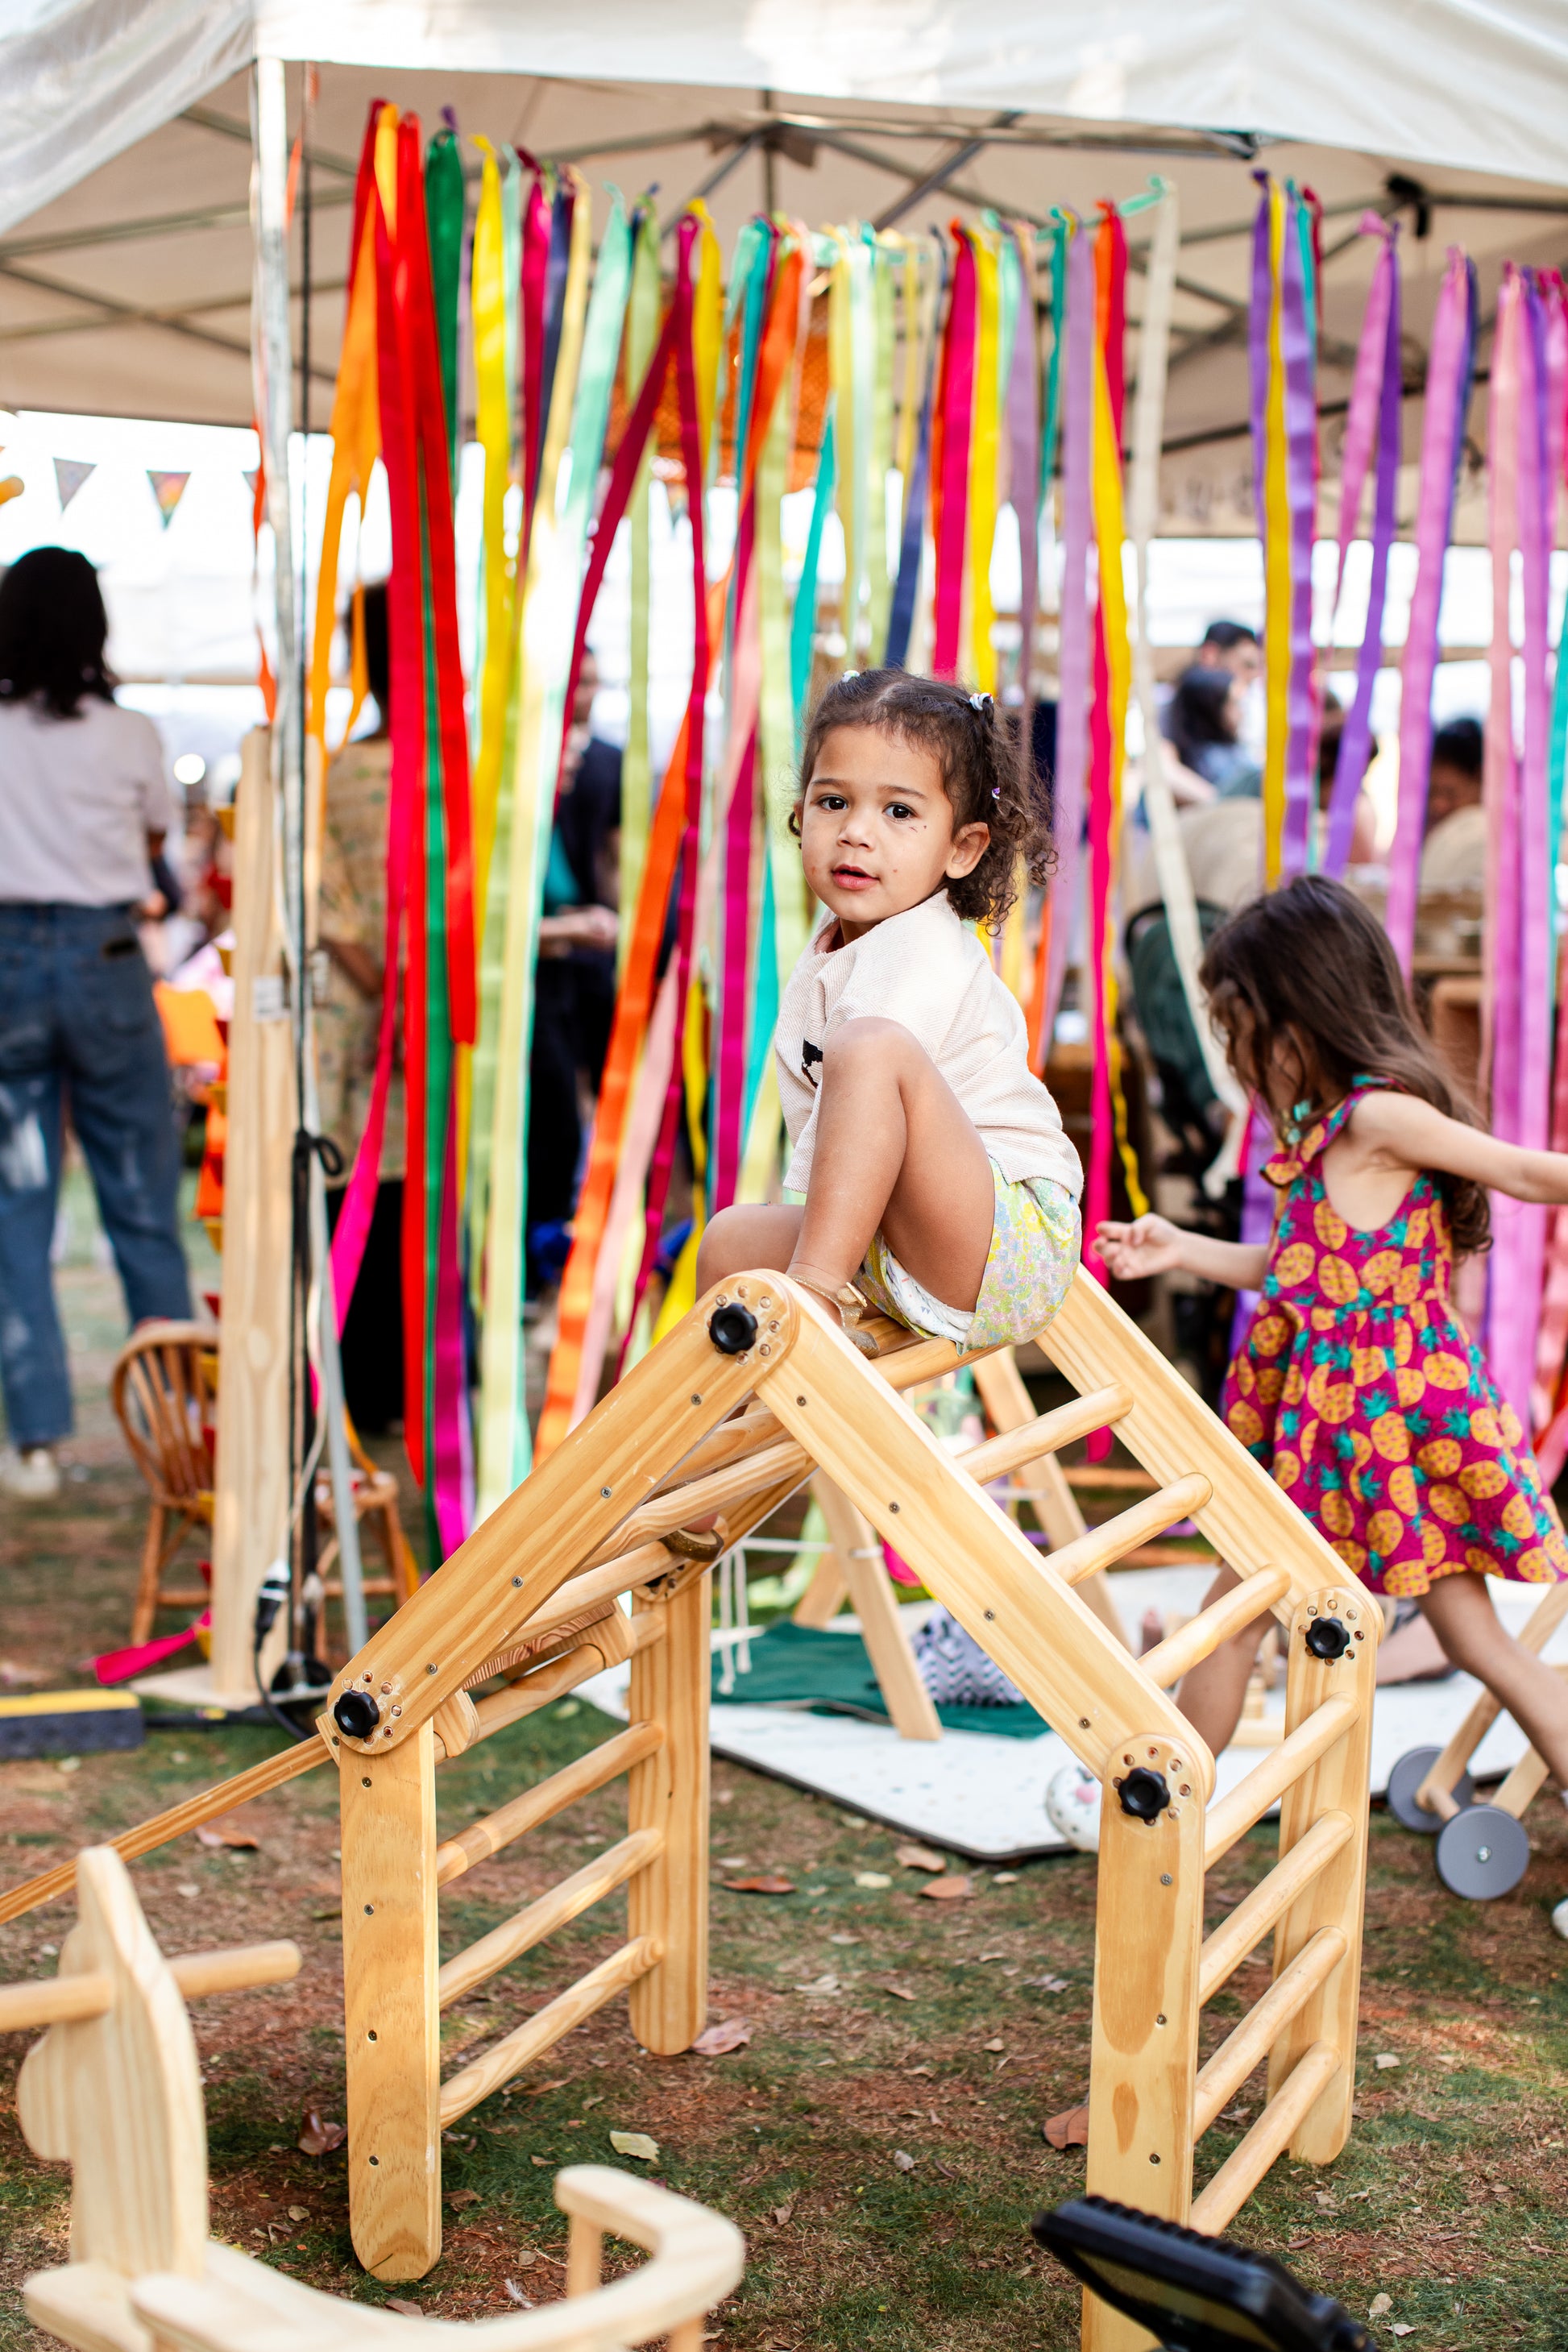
1192;616;1261;692
1420;716;1486;893
0;545;192;1500
1165;664;1263;800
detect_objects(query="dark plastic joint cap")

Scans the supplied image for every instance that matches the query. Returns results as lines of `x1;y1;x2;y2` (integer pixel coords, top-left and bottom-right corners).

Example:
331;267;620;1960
333;1689;380;1740
1118;1765;1172;1822
709;1303;758;1355
1305;1616;1351;1660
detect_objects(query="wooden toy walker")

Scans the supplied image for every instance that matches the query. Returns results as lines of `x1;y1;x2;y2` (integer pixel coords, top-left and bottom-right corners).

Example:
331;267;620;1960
2;1267;1379;2351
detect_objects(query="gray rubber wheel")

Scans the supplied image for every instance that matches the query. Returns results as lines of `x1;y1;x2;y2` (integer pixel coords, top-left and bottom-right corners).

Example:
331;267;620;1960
1386;1744;1474;1835
1434;1803;1531;1900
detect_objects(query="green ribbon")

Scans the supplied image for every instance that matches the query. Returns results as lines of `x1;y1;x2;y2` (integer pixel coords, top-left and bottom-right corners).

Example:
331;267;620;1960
425;127;465;479
1039;218;1068;508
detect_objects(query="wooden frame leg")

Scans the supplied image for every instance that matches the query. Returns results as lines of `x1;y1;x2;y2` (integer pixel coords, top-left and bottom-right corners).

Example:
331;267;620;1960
1084;1734;1205;2352
792;1547;847;1628
812;1475;940;1741
1267;1587;1375;2165
628;1574;710;2055
131;1504;168;1645
342;1723;441;2279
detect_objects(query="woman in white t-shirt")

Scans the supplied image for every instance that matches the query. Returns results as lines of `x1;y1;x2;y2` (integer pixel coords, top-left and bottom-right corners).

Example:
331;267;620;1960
0;546;191;1498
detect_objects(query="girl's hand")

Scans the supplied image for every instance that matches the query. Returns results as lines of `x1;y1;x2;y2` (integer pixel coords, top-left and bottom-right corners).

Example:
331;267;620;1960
1096;1214;1188;1279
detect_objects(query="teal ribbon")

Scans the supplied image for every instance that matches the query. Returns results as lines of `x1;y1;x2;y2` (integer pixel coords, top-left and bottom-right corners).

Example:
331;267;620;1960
791;401;837;742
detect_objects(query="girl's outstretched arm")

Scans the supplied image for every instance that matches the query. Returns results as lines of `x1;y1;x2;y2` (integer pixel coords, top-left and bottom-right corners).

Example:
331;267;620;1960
1097;1213;1269;1290
1350;1089;1568;1206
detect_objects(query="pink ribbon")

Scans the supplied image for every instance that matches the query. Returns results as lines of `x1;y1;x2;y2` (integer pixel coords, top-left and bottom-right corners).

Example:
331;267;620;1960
1324;218;1400;875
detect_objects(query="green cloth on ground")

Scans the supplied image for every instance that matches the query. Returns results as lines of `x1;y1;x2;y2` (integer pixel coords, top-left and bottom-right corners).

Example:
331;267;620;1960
711;1619;1049;1740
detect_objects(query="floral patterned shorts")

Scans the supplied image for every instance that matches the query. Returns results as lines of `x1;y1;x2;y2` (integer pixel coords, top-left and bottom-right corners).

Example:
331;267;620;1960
857;1164;1081;1351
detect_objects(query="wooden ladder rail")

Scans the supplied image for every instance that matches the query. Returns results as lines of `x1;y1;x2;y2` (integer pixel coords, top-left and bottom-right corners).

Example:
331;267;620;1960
1414;1576;1568;1822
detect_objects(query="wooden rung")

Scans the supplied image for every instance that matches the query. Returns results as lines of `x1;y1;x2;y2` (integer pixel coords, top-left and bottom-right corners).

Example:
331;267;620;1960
1192;1926;1347;2138
1188;2041;1341;2237
168;1940;301;2001
1143;1566;1294;1690
1203;1695;1358;1868
0;1736;331;1928
1040;1473;1213;1588
657;1409;782;1490
958;1385;1133;1487
0;1971;113;2033
466;1613;666;1750
436;1724;666;1886
438;1935;662;2125
586;1438;809;1566
469;1548;673;1682
1198;1812;1354;2006
439;1828;664;2009
1064;1466;1159;1491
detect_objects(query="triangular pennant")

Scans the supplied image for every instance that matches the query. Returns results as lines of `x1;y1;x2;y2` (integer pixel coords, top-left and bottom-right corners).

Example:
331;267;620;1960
53;458;95;512
147;469;191;528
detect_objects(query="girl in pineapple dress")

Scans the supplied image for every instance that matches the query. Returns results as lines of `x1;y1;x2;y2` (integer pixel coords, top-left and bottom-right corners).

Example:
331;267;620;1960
1097;874;1568;1818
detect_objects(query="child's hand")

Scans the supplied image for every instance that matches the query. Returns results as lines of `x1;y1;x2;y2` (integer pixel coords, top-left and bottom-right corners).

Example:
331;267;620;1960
1096;1214;1188;1280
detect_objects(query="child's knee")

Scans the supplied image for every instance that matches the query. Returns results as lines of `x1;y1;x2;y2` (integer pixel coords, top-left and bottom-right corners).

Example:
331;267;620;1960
819;1015;922;1083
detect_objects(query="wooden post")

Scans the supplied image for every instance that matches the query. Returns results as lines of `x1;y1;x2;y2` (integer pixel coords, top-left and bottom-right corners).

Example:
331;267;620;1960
811;1475;940;1740
1084;1734;1205;2352
341;1724;442;2279
628;1573;711;2055
1267;1587;1377;2164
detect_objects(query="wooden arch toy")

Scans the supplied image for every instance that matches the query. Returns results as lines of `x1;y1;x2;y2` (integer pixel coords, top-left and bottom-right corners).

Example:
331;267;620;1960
7;1846;745;2352
2;1267;1379;2350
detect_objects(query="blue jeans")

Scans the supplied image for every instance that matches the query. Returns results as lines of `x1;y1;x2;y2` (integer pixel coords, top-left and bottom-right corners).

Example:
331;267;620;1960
0;903;192;1446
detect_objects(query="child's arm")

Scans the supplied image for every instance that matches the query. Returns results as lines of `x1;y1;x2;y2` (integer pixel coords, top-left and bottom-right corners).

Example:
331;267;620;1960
1097;1214;1269;1290
1352;1089;1568;1205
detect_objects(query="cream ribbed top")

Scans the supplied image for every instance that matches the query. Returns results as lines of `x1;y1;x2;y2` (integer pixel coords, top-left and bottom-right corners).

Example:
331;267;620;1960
774;891;1082;1199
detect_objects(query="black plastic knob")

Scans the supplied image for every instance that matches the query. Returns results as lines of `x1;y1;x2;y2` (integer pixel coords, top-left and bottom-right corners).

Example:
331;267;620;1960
709;1303;758;1355
1305;1616;1351;1661
1118;1766;1172;1822
334;1689;380;1740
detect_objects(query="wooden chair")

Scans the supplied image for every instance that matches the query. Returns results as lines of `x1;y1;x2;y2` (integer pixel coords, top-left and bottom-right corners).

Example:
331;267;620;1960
112;1321;417;1649
18;1268;1378;2349
10;1847;745;2352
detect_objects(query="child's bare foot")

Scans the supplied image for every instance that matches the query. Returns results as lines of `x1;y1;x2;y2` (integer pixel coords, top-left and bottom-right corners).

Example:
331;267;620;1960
788;1266;880;1355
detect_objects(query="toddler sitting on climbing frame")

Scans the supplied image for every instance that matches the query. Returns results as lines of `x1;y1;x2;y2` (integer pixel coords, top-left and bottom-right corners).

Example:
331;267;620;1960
697;668;1083;1350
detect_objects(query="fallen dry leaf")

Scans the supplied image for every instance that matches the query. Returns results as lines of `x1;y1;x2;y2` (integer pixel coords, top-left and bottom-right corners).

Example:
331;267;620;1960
992;1870;1019;1884
794;1972;840;1995
0;1660;48;1686
881;1983;918;2001
511;2251;538;2271
1024;1973;1069;1992
1369;2296;1392;2318
893;2150;916;2172
691;2017;753;2055
722;1876;795;1895
287;2205;307;2221
387;2299;423;2317
920;1874;973;1902
297;2108;347;2156
828;1932;861;1946
446;2188;480;2207
195;1813;260;1850
1043;2104;1090;2151
1374;2052;1400;2070
854;1870;892;1889
772;2200;794;2225
525;2078;569;2098
530;2155;548;2167
610;2130;659;2162
895;1842;945;1873
1391;2329;1414;2340
504;2283;533;2310
981;2037;1005;2053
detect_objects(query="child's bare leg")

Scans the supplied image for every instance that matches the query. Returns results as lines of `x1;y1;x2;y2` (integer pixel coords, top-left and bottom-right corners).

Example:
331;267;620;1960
1176;1563;1275;1758
1419;1572;1568;1788
695;1205;803;1295
787;1015;994;1309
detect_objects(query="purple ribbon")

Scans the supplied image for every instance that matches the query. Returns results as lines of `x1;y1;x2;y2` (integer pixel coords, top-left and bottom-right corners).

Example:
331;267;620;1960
1279;192;1319;881
1387;249;1477;971
1325;218;1400;875
1044;221;1093;1039
1006;222;1041;719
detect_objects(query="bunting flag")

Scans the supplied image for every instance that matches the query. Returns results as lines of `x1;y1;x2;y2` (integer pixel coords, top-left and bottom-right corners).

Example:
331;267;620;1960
53;458;95;512
147;469;191;528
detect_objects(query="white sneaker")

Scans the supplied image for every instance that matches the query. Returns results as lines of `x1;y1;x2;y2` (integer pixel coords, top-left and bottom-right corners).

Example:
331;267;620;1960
0;1445;60;1500
1046;1761;1102;1853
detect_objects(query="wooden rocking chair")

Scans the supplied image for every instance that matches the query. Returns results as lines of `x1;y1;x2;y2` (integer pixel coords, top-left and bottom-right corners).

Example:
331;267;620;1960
111;1321;417;1649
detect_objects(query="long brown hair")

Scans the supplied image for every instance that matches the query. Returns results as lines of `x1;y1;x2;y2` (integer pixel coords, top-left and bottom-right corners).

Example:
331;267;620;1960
794;667;1052;928
1199;873;1491;1255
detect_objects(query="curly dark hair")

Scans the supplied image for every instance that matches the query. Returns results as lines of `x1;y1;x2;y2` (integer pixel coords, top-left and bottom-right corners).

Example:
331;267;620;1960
0;545;114;719
1199;873;1491;1257
794;668;1052;928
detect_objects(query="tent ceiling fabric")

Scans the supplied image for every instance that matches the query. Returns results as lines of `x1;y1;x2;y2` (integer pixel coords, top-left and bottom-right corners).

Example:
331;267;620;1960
0;24;1566;532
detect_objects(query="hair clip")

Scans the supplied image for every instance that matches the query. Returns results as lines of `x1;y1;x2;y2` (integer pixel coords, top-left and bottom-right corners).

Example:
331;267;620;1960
969;691;993;716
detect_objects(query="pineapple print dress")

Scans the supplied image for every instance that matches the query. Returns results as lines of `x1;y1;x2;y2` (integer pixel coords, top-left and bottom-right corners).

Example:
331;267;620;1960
1220;1077;1568;1599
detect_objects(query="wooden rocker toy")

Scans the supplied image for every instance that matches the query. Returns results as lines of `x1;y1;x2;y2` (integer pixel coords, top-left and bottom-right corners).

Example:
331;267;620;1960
1386;1577;1568;1899
4;1267;1379;2351
6;1844;745;2352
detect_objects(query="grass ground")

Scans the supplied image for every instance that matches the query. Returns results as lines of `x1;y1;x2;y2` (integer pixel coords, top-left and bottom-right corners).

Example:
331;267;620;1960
3;1178;1568;2350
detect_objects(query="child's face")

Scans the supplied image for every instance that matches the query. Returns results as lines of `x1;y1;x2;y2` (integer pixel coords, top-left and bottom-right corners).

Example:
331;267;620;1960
798;724;988;940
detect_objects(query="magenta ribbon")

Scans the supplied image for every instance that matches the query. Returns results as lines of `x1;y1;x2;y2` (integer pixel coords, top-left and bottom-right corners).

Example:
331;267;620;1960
1387;248;1477;972
712;728;757;1211
429;1113;472;1551
1043;221;1093;1050
1324;218;1400;875
1278;191;1319;882
932;230;976;680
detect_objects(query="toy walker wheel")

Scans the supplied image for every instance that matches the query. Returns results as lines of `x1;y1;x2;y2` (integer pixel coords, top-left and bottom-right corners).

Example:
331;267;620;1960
1433;1803;1531;1901
1386;1744;1474;1835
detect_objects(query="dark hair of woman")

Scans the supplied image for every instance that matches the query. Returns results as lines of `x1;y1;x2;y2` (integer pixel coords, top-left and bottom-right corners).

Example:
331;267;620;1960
793;667;1052;928
0;545;114;719
1167;664;1238;769
1430;715;1484;780
1199;873;1490;1255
